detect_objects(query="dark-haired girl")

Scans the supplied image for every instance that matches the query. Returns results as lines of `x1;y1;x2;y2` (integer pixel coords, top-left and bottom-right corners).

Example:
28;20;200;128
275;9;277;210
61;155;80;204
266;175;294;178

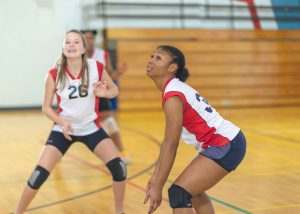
144;46;246;214
15;30;126;214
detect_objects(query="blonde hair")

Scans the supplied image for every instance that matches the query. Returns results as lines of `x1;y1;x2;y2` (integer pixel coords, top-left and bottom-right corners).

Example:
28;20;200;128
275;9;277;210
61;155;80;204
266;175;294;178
56;29;89;91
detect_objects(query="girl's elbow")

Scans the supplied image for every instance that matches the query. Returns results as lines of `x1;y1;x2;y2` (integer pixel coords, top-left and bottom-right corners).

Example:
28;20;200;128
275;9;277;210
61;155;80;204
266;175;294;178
115;87;120;96
113;86;119;98
42;106;47;114
42;106;51;115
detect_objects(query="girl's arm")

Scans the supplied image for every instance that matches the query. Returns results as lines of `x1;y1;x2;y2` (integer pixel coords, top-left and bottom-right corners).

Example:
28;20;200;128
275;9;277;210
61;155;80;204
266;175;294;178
105;51;127;80
93;68;119;98
42;74;73;140
145;96;184;213
151;95;183;188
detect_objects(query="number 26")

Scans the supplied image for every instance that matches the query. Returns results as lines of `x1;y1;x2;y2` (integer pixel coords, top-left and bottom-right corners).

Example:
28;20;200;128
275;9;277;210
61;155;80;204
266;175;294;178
68;85;88;99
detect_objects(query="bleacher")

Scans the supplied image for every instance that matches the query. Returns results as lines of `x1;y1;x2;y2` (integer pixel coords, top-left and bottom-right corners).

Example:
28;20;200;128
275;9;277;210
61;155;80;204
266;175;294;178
107;29;300;111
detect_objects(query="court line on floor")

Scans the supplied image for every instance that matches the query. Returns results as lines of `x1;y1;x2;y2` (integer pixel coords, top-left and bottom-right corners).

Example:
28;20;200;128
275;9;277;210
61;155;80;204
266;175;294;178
154;178;253;214
14;160;158;213
247;130;300;144
0;174;106;185
248;203;300;211
67;153;170;204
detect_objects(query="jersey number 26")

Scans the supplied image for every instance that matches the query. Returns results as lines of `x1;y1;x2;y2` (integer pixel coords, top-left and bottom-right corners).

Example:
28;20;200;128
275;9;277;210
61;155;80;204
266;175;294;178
68;85;88;99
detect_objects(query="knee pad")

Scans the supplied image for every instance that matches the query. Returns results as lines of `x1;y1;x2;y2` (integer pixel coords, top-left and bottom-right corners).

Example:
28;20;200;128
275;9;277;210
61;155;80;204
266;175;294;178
106;157;126;181
27;165;50;189
101;116;119;135
168;184;192;208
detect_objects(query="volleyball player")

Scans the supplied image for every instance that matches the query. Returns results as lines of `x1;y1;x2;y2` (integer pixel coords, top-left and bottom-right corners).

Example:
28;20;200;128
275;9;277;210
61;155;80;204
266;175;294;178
82;30;131;163
144;45;246;214
15;30;126;214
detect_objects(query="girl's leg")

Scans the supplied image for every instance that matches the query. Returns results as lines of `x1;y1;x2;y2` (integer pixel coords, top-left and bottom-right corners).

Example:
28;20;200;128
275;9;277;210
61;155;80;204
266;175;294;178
192;192;214;214
170;155;228;214
93;138;126;214
101;111;131;164
15;145;63;214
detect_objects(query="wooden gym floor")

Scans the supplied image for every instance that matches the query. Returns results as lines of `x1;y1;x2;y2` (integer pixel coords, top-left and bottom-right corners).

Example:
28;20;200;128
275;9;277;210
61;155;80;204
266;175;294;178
0;106;300;214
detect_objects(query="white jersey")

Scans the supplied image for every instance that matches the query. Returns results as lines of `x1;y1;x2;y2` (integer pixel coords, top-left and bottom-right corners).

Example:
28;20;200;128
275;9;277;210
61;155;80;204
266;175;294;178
162;78;240;150
49;59;104;136
91;48;109;66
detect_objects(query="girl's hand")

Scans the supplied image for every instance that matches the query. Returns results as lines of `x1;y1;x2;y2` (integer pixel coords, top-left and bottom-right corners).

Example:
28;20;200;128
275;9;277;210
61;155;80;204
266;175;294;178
62;121;73;141
144;185;162;214
93;81;108;98
117;63;128;75
144;178;154;204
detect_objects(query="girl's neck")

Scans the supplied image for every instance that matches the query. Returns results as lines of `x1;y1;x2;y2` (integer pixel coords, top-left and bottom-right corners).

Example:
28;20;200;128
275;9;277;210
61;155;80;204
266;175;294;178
153;75;174;93
67;57;82;74
86;49;94;58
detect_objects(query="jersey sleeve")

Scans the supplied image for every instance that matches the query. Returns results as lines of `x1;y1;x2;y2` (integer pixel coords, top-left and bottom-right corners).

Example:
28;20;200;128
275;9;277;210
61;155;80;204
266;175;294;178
48;68;57;81
162;91;187;111
96;61;104;80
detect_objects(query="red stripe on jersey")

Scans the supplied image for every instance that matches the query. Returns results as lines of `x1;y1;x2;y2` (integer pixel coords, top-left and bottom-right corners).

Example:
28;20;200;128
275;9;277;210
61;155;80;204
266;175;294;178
163;92;230;149
94;96;101;128
49;68;57;81
94;61;104;128
96;61;104;80
56;95;62;115
53;94;62;126
207;133;231;148
66;67;83;80
104;51;109;66
48;69;62;115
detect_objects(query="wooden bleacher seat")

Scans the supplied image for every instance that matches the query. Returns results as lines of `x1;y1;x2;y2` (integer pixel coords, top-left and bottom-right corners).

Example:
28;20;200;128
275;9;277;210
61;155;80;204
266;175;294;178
107;29;300;110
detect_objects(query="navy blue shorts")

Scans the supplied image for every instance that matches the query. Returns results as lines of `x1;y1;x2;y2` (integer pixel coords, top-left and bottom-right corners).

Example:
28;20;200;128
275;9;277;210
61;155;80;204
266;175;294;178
200;131;246;172
46;129;110;155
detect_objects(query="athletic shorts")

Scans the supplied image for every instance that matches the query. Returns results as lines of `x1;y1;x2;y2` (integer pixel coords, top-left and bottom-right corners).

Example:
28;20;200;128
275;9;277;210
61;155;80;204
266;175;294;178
200;131;246;172
99;98;112;112
45;128;110;155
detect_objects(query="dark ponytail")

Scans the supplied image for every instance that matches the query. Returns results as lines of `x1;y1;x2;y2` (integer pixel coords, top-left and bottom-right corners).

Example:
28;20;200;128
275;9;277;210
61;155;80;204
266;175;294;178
176;67;189;82
158;45;190;82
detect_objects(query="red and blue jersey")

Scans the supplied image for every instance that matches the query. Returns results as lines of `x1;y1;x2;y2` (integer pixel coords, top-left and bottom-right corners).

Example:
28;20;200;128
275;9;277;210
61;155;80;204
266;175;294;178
163;78;240;150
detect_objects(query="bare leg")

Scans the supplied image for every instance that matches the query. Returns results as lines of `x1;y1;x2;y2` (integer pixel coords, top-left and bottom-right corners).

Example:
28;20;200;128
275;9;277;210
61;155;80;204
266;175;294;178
111;130;132;164
110;132;124;151
100;111;131;163
100;110;112;121
100;111;125;152
192;193;214;214
15;145;63;214
93;139;126;214
172;155;228;214
172;207;196;214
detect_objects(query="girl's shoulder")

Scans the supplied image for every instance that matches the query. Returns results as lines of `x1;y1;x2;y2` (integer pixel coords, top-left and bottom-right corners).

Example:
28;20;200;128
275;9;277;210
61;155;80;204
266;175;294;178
48;68;57;81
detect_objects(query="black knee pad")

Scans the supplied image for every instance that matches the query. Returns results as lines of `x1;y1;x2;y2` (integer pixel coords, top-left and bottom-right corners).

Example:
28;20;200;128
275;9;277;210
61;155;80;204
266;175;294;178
27;165;50;190
106;157;126;181
168;184;192;208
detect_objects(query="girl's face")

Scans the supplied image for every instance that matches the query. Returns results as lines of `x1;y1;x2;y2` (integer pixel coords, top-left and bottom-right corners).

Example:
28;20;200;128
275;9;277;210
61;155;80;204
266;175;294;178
146;48;174;78
83;32;95;52
63;32;86;59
